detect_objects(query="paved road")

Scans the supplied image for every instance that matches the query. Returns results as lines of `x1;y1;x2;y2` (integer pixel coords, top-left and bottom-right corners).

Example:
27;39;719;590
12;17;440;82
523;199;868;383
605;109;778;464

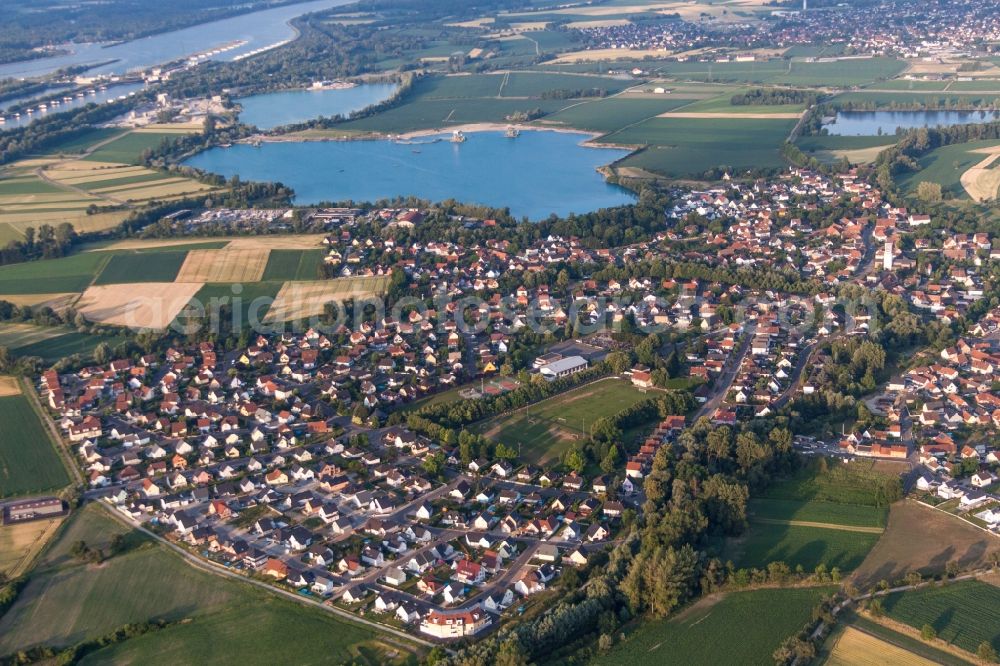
694;321;756;421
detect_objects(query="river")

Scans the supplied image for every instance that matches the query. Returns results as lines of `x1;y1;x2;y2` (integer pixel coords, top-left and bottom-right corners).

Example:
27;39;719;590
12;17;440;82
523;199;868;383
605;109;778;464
0;0;353;79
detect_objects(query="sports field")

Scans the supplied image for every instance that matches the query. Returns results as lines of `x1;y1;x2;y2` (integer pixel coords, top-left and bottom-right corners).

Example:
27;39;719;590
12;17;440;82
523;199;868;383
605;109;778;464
478;378;650;464
882;580;1000;655
0;504;417;664
0;390;70;497
595;587;834;666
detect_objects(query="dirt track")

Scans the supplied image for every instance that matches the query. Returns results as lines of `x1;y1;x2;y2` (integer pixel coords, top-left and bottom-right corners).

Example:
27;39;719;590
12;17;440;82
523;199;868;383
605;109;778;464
751;517;884;534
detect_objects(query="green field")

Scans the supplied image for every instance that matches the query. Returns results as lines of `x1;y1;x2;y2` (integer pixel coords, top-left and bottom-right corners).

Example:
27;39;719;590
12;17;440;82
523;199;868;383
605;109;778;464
882;580;1000;655
602;115;796;176
0;174;71;196
338;72;632;134
595;587;834;666
759;458;899;507
728;523;881;572
93;250;188;285
261;249;325;281
0;251;106;294
796;135;899;152
187;281;283;326
543;97;692;133
478;378;650;464
617;58;903;87
83;132;184;165
896;139;1000;200
34;128;125;155
13;331;125;363
0;505;414;664
0;392;70;497
749;498;887;528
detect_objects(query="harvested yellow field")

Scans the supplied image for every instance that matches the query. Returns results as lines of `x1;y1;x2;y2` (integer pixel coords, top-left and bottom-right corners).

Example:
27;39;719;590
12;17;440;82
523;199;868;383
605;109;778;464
227;235;328;250
0;294;78;314
97;234;327;253
102;182;216;202
0;375;21;397
265;277;389;323
133;122;203;132
77;282;203;329
47;166;151;185
447;17;494;28
175;248;269;283
0;210;127;233
825;627;934;666
0;517;64;579
552;48;671;63
961;147;1000;202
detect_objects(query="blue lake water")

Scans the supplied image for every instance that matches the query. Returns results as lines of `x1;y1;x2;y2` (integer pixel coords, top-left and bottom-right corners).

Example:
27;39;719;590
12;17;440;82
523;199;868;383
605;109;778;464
0;82;147;132
236;84;399;129
184;131;636;220
0;0;351;79
825;110;1000;136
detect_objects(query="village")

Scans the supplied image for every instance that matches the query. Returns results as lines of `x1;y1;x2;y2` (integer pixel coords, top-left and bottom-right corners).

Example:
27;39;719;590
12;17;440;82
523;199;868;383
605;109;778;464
1;162;987;646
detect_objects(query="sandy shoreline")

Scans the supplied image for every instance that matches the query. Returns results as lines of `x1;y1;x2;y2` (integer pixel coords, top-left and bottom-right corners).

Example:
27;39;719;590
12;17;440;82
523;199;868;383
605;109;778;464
249;122;642;150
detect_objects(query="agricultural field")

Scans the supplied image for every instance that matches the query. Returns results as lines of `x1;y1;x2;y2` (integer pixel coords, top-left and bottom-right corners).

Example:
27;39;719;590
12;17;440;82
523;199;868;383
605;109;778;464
477;378;650;464
853;501;1000;588
0;126;218;238
726;522;881;573
92;250;188;285
0;517;65;579
0;388;71;498
601;115;796;176
0;505;412;663
725;458;896;572
175;248;270;283
186;282;283;327
896;139;1000;202
261;249;325;281
881;580;1000;656
821;626;936;666
795;135;898;164
594;587;835;666
338;72;634;134
0;323;123;363
263;276;390;323
82;131;191;165
76;282;203;329
541;97;694;133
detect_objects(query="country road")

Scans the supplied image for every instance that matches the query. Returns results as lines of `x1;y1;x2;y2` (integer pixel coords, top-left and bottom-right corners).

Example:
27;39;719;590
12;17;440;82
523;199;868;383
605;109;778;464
94;501;437;654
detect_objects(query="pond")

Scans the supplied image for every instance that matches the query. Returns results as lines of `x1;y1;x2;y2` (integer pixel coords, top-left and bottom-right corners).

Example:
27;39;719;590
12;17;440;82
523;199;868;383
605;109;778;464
824;110;1000;136
236;83;399;130
184;130;636;220
0;0;352;79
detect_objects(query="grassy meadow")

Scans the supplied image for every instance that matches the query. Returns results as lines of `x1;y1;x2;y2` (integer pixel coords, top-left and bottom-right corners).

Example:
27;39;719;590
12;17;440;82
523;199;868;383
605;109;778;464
594;587;835;666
